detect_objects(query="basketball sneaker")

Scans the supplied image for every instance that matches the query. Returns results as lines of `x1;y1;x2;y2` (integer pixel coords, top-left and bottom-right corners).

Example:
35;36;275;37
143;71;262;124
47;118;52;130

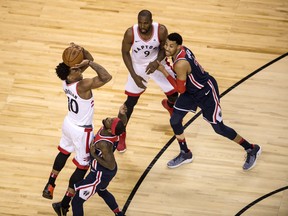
167;150;193;168
243;144;262;171
162;99;174;116
52;202;69;216
117;132;127;153
42;183;55;199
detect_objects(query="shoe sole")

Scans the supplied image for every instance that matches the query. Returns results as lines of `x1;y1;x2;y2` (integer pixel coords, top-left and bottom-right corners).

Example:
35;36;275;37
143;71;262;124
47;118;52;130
167;156;194;169
243;146;262;171
42;193;53;200
117;148;127;153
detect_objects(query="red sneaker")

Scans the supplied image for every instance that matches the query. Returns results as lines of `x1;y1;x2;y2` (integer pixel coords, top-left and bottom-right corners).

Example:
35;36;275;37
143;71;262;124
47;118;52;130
117;132;127;153
162;99;174;116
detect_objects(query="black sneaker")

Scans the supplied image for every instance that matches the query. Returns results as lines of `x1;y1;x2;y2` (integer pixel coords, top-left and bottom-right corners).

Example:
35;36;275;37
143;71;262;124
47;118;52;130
52;202;69;216
167;150;193;168
42;183;55;199
243;144;262;171
115;212;125;216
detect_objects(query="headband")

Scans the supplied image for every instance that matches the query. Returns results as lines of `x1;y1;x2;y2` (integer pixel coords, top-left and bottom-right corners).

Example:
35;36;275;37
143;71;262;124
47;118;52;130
111;118;121;135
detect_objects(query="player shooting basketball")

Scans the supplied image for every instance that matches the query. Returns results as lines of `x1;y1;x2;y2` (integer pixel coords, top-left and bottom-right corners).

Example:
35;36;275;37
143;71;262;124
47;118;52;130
42;43;112;215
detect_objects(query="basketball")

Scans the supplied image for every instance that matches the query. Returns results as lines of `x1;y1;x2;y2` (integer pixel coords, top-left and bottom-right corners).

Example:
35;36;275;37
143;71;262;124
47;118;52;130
62;46;84;67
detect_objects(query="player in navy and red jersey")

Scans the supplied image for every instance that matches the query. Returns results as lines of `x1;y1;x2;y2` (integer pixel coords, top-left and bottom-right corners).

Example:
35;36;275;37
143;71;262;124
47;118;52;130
42;43;112;215
52;105;127;216
117;9;178;153
71;104;127;216
154;32;261;170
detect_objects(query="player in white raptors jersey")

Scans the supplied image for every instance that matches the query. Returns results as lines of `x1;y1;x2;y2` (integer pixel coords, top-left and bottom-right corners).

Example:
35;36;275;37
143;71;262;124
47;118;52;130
42;43;112;215
117;10;179;152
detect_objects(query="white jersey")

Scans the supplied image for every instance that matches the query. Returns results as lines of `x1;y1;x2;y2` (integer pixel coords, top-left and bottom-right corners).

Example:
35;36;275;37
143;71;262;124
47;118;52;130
131;22;160;65
63;81;94;126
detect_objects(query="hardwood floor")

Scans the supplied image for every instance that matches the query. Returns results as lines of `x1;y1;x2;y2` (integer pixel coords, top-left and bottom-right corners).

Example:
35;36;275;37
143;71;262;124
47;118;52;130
0;0;287;215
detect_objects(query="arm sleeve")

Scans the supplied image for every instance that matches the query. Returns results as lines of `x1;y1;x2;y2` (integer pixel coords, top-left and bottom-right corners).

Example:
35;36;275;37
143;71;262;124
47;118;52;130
166;75;186;94
176;78;186;94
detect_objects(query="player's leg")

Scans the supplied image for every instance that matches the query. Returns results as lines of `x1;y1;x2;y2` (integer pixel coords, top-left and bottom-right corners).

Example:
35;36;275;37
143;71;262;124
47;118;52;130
123;63;148;121
162;59;179;115
43;117;73;199
52;169;87;216
123;95;140;123
117;95;140;153
162;91;178;116
71;171;97;216
151;60;178;116
118;64;148;152
57;168;87;210
167;108;193;168
42;151;70;199
167;93;196;168
211;120;261;170
98;189;124;216
203;77;261;170
71;190;86;216
52;125;92;212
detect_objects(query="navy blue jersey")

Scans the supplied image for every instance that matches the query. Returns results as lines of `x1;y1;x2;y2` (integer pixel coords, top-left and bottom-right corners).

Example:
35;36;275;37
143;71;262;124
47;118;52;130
173;47;222;124
174;46;209;93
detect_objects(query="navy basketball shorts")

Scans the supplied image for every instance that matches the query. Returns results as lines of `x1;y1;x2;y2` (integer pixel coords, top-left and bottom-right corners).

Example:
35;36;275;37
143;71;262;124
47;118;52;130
174;79;223;124
74;168;116;201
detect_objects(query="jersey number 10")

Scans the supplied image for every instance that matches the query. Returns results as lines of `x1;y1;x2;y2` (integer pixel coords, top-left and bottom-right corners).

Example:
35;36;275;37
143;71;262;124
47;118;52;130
67;97;79;114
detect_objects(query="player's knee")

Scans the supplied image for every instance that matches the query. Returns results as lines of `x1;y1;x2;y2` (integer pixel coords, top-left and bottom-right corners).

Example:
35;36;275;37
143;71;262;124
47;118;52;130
97;189;108;198
212;123;223;135
69;168;87;188
166;92;178;104
170;114;184;135
212;121;236;140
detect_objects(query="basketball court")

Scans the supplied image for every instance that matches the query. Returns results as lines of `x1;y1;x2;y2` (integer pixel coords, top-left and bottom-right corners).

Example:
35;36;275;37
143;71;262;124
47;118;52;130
0;1;287;215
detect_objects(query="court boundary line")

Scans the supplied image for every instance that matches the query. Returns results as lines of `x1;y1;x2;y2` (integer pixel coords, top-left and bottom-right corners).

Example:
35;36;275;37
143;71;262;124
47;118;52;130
122;52;288;214
235;185;288;215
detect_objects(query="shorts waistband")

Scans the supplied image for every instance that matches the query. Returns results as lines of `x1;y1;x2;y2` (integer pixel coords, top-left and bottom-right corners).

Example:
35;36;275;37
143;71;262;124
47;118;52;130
78;124;93;128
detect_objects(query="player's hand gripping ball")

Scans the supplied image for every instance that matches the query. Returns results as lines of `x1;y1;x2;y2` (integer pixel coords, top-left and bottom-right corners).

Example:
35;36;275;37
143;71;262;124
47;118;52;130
62;45;84;67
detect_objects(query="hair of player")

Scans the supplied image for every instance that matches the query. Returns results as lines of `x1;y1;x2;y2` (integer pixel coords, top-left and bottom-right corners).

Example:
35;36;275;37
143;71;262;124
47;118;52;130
138;9;152;20
55;62;70;80
168;33;183;45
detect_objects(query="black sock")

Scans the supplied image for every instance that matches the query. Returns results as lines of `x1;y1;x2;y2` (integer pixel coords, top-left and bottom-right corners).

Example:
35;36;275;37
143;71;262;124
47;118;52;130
48;172;58;187
239;138;253;150
61;191;74;208
178;138;189;153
